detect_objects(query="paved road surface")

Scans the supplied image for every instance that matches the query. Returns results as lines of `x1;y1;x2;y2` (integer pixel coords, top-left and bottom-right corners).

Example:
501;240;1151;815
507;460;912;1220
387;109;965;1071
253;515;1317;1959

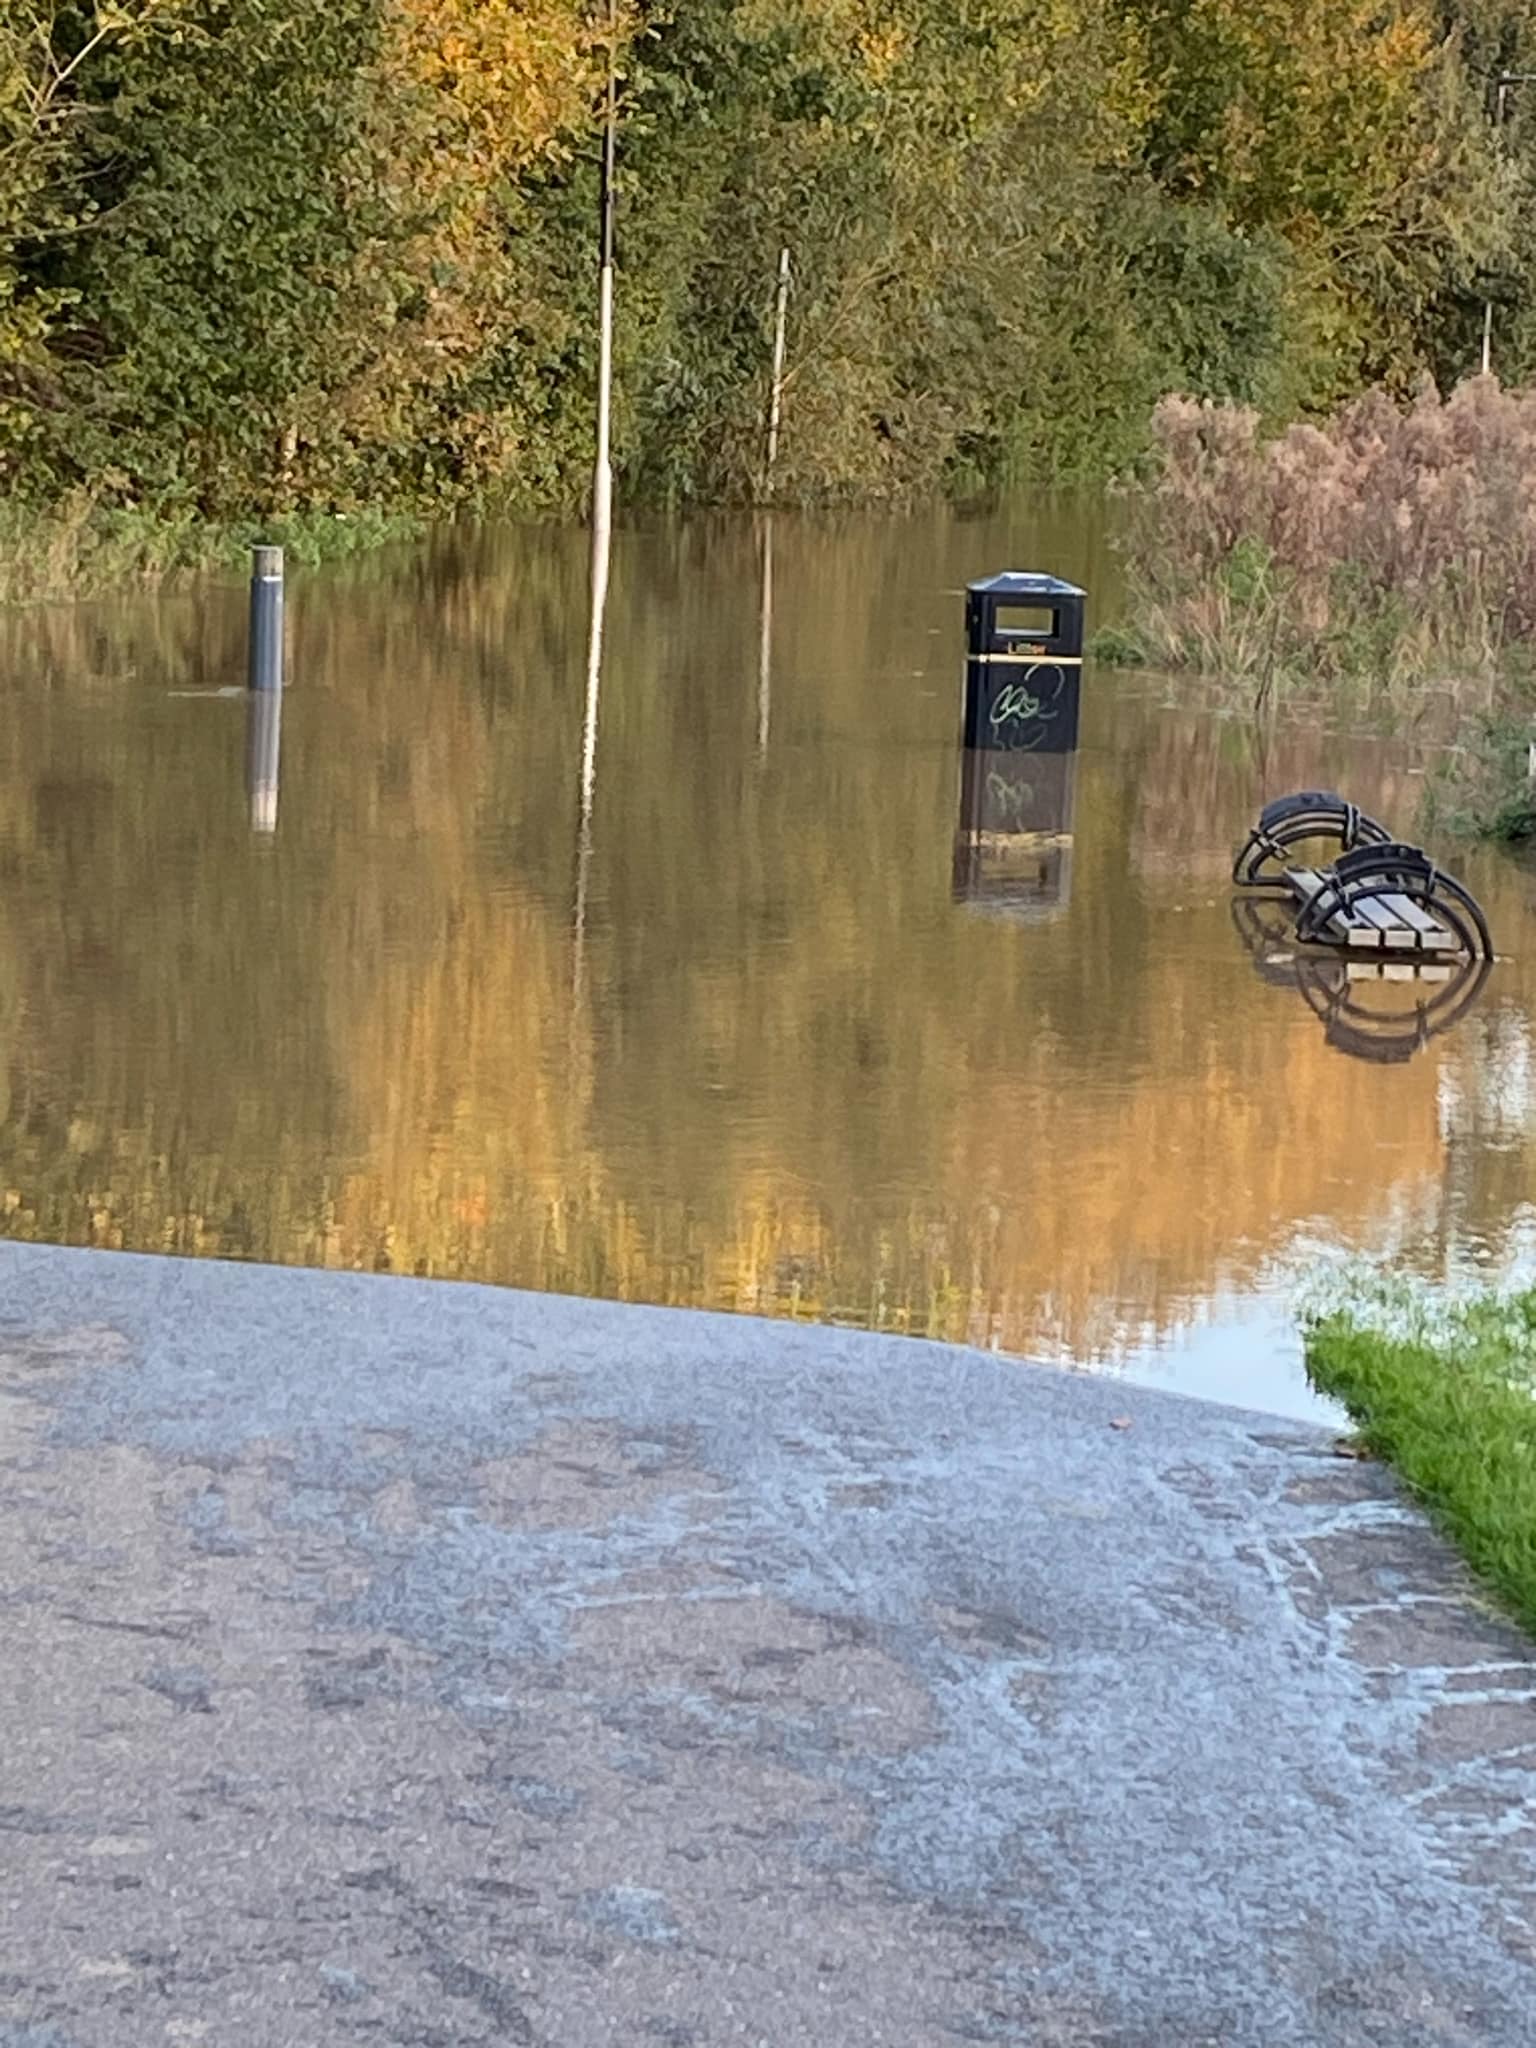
1;1242;1534;2045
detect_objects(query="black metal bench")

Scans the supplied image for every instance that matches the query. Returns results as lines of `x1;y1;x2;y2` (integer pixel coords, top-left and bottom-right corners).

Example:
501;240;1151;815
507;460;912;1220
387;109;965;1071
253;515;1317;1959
1232;790;1492;962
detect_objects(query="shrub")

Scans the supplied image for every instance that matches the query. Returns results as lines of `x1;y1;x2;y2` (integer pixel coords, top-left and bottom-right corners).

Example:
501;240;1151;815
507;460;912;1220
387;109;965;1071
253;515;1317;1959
1425;711;1536;841
1117;379;1536;693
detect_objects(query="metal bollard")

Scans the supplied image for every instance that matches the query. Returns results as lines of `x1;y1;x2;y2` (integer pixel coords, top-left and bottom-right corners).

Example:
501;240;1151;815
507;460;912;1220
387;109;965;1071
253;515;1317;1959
248;544;284;693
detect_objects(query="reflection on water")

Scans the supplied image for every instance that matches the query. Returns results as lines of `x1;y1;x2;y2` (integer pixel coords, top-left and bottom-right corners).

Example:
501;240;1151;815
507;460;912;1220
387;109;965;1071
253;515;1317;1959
1231;894;1494;1066
244;684;283;836
0;499;1530;1422
953;749;1077;920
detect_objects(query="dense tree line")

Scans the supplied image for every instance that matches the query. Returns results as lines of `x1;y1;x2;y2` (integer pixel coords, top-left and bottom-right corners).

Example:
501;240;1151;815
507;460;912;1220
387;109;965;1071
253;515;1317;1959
0;0;1532;524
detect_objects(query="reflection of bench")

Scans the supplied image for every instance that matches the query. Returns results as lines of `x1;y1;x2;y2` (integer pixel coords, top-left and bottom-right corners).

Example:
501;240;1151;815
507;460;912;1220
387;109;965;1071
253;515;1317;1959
1232;790;1492;962
1229;886;1492;1065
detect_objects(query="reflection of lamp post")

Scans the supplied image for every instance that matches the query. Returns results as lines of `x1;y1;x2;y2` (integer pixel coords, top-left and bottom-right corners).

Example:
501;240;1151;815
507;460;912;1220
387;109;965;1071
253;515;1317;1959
756;515;774;756
1482;72;1536;376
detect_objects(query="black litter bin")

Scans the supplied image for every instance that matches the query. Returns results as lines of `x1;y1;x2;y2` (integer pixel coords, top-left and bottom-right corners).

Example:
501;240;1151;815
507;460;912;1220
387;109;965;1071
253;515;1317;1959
962;572;1085;753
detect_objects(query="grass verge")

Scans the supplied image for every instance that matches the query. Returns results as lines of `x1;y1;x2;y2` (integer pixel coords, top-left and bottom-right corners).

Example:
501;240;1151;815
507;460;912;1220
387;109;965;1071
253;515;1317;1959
1306;1284;1536;1634
0;494;426;605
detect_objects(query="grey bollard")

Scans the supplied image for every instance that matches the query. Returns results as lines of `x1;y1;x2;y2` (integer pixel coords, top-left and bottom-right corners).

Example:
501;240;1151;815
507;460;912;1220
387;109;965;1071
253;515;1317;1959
248;543;284;692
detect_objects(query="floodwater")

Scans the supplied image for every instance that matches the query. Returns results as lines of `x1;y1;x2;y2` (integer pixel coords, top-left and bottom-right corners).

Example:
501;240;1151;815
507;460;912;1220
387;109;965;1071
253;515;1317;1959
0;501;1532;1423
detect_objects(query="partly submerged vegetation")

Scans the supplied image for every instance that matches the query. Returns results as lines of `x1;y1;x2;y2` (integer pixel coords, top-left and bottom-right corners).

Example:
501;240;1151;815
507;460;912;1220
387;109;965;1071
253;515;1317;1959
0;498;422;607
1100;379;1536;835
1106;380;1536;696
4;1;1536;592
1307;1278;1536;1635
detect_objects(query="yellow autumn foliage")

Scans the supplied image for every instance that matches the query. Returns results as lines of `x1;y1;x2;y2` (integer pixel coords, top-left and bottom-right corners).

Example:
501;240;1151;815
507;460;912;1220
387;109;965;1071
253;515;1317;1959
385;0;613;172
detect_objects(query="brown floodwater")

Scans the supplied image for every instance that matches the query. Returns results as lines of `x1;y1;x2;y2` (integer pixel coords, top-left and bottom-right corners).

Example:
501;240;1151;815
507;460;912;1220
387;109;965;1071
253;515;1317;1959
0;500;1532;1421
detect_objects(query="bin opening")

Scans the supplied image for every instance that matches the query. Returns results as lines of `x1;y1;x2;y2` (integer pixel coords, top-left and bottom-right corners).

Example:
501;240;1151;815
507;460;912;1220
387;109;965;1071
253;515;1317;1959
994;604;1058;635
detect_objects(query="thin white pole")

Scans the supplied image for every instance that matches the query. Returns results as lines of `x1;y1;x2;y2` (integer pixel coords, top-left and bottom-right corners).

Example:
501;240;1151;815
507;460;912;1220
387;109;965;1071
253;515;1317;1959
593;263;614;543
592;0;618;543
764;246;791;494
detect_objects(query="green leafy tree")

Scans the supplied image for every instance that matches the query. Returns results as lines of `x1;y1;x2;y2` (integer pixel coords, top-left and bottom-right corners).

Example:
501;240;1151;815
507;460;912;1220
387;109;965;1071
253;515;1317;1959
0;2;196;481
0;0;1532;531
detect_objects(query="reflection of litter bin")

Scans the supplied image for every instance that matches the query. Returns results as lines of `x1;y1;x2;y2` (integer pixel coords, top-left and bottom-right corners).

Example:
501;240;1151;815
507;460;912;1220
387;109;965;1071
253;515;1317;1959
963;572;1085;753
953;746;1077;920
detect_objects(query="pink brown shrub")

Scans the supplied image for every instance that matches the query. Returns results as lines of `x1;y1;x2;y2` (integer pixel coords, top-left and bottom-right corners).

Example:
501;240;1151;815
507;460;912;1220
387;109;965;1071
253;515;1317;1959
1125;379;1536;688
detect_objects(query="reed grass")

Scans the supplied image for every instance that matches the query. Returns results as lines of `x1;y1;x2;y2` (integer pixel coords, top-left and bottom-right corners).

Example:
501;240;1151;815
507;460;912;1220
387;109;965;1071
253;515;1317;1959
1108;380;1536;706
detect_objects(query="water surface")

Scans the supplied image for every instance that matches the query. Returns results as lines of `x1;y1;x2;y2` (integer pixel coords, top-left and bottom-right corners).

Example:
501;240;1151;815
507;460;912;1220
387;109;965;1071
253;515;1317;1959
1;501;1531;1422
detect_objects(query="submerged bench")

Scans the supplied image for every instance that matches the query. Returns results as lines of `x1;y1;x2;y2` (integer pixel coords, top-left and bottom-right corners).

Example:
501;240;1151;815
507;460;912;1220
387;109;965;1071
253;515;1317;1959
1232;790;1492;962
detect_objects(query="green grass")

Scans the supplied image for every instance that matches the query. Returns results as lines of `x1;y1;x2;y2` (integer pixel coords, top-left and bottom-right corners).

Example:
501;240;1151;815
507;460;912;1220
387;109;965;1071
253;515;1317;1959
1306;1283;1536;1634
1086;622;1150;666
0;495;426;606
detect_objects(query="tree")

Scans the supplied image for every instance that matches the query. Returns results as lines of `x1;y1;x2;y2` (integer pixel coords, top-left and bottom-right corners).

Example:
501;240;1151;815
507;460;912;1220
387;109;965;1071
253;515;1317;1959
1114;0;1510;395
0;2;195;479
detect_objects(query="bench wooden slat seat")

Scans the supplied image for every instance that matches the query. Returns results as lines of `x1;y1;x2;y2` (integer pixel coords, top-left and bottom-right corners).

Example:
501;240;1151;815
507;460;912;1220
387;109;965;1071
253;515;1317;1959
1368;892;1444;937
1230;879;1491;1063
1283;868;1458;952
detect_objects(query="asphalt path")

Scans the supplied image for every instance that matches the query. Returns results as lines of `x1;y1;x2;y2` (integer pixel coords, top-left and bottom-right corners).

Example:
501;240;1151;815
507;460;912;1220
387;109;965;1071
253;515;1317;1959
1;1242;1533;2046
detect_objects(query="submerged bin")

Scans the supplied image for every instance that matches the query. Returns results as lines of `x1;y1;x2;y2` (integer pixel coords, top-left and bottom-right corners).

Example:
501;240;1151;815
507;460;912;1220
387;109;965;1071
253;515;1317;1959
962;572;1085;753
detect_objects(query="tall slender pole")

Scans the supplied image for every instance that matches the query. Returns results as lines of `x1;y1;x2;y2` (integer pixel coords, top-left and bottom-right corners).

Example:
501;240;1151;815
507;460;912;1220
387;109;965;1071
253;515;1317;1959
577;3;618;1014
756;249;791;749
592;0;618;548
764;246;791;495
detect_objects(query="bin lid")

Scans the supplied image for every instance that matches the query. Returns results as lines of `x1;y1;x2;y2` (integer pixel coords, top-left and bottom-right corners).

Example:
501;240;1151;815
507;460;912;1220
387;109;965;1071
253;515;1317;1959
967;571;1085;598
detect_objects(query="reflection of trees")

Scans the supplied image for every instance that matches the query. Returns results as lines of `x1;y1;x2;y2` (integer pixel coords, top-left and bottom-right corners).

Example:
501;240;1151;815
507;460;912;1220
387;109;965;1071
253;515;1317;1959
0;510;1528;1364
